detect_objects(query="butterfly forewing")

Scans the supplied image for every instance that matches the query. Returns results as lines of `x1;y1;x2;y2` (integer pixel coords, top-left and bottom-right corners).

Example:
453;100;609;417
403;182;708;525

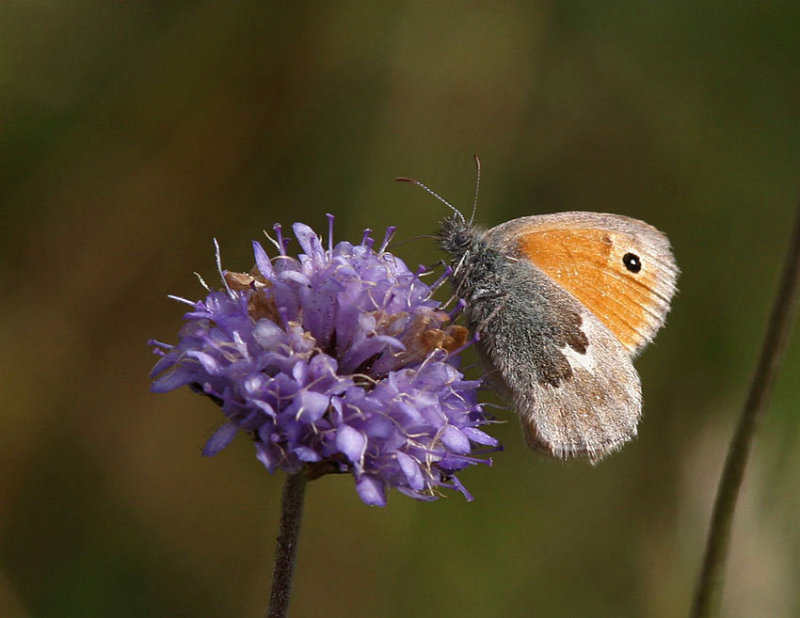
487;212;678;355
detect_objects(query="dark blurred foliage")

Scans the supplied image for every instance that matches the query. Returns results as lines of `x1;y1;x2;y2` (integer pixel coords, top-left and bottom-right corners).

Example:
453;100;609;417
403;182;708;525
2;2;799;617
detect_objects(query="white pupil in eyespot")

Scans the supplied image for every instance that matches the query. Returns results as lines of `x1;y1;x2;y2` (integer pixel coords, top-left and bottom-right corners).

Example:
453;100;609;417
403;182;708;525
623;253;641;273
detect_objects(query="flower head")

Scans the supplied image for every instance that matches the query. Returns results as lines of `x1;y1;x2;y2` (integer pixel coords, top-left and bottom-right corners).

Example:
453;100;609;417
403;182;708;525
150;217;498;506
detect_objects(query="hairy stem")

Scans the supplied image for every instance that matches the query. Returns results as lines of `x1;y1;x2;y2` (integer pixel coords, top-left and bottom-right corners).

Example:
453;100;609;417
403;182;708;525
268;473;308;618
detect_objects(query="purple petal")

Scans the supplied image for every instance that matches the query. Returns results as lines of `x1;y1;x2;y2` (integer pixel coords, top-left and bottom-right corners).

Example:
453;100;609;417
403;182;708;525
149;354;175;378
450;475;474;502
203;423;239;456
441;426;471;454
280;270;311;286
150;366;196;392
356;475;386;507
397;487;438;501
397;452;424;490
252;241;274;277
462;427;499;446
294;390;330;422
336;425;366;464
251;399;276;417
292;222;325;261
294;446;322;462
253;320;285;349
255;444;279;472
186;350;220;373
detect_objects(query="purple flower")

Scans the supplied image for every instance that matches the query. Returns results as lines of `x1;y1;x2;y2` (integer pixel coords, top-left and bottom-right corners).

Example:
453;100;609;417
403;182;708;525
150;217;499;506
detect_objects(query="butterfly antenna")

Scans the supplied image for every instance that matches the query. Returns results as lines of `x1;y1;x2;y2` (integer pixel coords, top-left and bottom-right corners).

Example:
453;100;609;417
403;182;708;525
395;176;465;222
469;154;481;225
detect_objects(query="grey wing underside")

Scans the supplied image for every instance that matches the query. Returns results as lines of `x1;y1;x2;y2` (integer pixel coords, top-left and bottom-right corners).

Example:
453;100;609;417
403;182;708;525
520;309;641;462
472;260;642;462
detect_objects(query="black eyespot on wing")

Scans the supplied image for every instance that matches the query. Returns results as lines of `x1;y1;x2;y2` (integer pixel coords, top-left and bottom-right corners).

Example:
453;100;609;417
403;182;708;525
622;252;641;273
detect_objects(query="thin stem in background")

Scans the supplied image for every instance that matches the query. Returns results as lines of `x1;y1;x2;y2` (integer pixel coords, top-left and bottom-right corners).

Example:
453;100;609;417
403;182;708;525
268;473;308;618
691;202;800;617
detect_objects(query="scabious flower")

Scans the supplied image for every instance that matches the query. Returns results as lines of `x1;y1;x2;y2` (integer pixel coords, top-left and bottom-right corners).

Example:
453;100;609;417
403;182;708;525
149;216;499;506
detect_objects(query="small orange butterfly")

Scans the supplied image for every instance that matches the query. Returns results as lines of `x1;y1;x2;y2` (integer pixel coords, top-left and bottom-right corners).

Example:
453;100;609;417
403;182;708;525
401;165;678;461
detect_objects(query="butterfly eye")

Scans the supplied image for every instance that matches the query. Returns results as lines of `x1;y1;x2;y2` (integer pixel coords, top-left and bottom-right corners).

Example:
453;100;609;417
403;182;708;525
622;252;642;273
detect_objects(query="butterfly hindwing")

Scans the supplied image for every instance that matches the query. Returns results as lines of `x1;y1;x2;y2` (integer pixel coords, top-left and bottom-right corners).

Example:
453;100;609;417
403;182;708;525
464;250;641;460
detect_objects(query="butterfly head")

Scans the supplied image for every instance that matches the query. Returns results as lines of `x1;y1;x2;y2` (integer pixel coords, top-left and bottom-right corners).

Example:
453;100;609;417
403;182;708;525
437;214;476;261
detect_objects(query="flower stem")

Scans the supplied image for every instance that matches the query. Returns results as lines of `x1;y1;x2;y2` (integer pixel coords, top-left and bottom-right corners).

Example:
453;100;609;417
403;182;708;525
268;472;308;618
691;202;800;617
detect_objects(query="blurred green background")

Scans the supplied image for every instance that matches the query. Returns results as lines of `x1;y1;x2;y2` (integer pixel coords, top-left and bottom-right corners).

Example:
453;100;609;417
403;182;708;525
2;2;799;617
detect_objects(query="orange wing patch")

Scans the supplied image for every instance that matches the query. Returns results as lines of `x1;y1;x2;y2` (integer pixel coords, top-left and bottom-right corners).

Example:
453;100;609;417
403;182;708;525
517;228;668;352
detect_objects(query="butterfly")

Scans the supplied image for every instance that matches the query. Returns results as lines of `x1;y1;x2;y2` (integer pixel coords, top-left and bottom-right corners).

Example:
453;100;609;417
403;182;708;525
400;168;678;462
